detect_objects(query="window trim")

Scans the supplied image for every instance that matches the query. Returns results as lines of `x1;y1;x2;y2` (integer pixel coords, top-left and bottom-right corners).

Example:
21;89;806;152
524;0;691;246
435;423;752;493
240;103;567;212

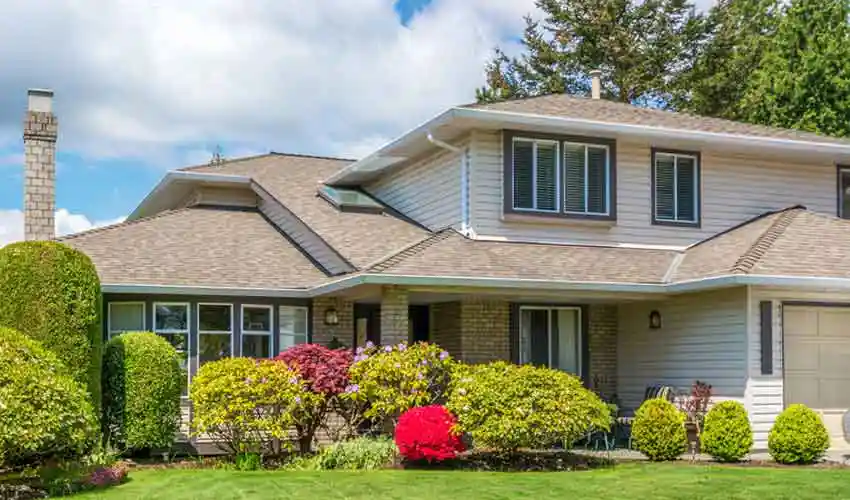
651;148;702;228
241;304;274;359
510;137;561;213
279;305;309;351
197;302;234;359
837;165;850;219
503;130;617;221
517;305;583;374
153;301;191;394
107;301;146;339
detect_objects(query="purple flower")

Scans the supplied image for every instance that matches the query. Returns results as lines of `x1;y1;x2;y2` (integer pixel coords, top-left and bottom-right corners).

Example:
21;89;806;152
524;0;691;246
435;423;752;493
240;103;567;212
394;363;401;368
384;345;393;352
354;354;367;363
294;396;302;404
416;372;424;380
244;377;253;384
439;351;449;360
397;343;407;351
355;346;365;355
419;359;429;366
345;384;360;394
365;341;375;348
261;377;268;384
289;376;299;384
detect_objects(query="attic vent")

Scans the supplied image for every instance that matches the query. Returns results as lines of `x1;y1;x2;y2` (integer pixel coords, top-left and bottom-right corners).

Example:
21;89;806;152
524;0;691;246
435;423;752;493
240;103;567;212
318;185;383;214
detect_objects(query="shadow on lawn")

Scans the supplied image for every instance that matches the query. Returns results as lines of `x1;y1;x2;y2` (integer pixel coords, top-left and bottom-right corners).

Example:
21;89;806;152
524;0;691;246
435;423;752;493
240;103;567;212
402;450;615;472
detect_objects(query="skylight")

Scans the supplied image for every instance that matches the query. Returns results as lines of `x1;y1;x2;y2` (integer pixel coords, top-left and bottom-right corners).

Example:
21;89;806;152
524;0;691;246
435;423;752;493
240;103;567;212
318;185;383;213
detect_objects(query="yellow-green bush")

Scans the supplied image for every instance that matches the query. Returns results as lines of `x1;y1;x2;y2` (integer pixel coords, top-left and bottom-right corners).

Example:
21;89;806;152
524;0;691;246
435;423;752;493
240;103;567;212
0;241;102;408
102;332;183;451
632;398;688;461
189;357;320;454
701;401;753;462
768;404;829;464
446;362;609;451
0;327;97;467
344;342;456;423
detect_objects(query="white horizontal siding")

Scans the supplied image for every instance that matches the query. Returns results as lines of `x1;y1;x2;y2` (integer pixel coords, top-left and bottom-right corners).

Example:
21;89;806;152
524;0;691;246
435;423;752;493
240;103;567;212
618;288;748;412
470;130;837;246
196;187;258;207
367;140;465;231
747;286;850;449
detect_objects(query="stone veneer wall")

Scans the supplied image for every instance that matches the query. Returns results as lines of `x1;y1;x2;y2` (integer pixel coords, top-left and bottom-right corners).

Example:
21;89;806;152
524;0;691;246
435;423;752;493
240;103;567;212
587;304;618;400
379;286;409;345
311;297;353;346
23;95;58;241
458;299;511;364
430;302;462;358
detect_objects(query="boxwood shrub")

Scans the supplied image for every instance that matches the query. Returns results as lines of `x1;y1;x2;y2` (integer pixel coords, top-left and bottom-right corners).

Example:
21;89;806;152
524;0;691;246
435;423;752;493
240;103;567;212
768;404;830;464
631;398;688;461
447;361;609;451
102;332;183;451
0;241;102;408
701;400;753;462
0;327;97;467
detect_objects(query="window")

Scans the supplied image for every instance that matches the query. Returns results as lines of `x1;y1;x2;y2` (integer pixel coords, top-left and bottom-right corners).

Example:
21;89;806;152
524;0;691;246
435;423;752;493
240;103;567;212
242;305;273;358
507;132;614;219
198;303;233;367
154;302;190;393
318;185;383;214
653;150;700;225
108;302;145;338
839;166;850;219
518;306;581;375
279;306;308;352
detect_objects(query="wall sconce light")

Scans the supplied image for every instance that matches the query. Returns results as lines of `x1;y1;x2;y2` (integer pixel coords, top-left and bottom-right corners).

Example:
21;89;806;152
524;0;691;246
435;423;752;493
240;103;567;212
649;310;662;329
324;308;339;326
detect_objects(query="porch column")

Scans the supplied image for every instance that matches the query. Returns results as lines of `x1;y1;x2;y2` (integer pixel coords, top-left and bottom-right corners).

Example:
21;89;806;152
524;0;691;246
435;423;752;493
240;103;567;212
588;304;618;400
312;297;354;347
380;286;409;345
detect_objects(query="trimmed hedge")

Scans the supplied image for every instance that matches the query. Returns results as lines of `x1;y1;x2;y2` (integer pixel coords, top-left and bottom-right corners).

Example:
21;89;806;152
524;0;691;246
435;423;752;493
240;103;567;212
631;398;688;461
0;241;102;408
0;327;97;466
768;404;830;464
701;401;753;462
102;332;183;451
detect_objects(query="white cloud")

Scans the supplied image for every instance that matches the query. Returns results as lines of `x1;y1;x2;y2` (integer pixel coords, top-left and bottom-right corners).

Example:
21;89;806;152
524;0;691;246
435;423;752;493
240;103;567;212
0;209;126;247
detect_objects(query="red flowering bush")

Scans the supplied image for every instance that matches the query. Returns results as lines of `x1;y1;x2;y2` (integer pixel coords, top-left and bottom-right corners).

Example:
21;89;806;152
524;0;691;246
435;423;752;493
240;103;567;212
275;344;353;452
394;405;465;463
87;462;129;488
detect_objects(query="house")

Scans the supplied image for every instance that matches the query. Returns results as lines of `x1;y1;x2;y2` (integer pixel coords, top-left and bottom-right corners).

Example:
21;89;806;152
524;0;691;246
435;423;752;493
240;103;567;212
18;76;850;452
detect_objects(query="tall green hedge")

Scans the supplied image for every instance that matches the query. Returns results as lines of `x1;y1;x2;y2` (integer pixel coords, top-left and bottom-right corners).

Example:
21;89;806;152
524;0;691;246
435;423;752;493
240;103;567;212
0;241;102;409
103;332;184;451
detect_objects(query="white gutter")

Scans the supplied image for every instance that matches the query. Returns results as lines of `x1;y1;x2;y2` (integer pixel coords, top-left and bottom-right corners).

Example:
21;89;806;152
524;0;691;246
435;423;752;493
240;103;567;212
128;171;253;220
102;283;310;298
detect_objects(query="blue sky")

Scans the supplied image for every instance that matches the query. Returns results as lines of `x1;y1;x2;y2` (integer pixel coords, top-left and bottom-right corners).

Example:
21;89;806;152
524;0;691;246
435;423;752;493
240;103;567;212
0;0;534;242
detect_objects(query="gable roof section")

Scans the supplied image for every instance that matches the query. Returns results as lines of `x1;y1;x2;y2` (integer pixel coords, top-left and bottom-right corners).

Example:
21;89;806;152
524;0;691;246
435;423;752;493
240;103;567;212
61;206;327;290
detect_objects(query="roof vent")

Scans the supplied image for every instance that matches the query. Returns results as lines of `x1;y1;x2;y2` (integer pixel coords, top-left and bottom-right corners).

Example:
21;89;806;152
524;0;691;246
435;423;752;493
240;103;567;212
318;185;383;214
590;69;602;100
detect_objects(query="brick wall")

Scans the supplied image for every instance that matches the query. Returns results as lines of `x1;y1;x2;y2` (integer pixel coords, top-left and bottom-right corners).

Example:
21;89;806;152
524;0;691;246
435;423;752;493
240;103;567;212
380;286;409;345
430;302;461;357
588;304;618;400
458;299;511;363
311;297;353;347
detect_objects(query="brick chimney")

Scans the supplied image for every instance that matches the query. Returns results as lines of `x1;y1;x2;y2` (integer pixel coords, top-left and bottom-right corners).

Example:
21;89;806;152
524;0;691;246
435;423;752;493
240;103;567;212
23;89;58;241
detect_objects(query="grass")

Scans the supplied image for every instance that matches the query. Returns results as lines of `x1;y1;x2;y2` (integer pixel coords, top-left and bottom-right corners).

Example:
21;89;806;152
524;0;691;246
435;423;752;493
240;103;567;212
72;462;850;500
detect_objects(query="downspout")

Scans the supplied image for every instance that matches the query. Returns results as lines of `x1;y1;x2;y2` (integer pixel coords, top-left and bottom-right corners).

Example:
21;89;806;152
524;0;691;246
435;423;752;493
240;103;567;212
427;131;472;236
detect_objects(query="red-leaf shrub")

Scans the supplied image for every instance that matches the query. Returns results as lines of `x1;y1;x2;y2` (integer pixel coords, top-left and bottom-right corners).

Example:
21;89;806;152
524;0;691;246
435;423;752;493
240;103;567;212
394;405;465;463
274;344;353;452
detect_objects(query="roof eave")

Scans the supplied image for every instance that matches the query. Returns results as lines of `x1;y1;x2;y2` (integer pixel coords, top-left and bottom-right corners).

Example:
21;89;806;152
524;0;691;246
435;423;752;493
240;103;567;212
128;171;253;221
102;283;310;298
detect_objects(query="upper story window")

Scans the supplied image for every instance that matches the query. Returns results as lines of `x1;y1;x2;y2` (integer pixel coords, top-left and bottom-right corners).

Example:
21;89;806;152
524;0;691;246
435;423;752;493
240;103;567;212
506;131;615;220
652;149;701;227
319;185;383;214
839;166;850;219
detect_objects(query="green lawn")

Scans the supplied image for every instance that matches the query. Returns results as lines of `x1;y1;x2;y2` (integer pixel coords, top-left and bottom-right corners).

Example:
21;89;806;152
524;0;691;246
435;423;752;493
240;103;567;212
74;462;850;500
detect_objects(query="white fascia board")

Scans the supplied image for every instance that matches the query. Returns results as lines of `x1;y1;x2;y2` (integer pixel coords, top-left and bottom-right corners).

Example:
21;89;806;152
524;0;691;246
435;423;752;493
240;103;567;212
128;171;253;220
102;283;309;298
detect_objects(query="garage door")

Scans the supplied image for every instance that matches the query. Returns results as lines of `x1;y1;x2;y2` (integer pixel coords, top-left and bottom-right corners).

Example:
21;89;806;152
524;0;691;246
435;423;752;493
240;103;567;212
784;306;850;450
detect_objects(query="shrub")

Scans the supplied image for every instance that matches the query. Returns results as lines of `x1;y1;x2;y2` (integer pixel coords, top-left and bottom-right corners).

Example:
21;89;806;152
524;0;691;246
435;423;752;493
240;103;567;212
314;437;398;470
631;398;688;461
102;332;183;451
395;405;465;462
0;327;98;467
0;241;102;408
274;344;353;452
768;404;830;464
701;401;753;462
189;357;320;454
344;342;456;423
447;362;609;452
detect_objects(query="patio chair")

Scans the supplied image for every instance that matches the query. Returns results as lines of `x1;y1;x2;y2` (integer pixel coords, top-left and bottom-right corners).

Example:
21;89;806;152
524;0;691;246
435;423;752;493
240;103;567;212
615;385;676;449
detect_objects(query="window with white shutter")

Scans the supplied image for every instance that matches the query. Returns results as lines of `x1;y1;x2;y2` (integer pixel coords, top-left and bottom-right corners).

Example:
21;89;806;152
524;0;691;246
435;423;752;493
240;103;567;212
653;150;700;225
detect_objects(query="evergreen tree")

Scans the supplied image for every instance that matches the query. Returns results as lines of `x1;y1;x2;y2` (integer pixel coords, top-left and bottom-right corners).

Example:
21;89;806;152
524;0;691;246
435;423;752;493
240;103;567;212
476;0;707;104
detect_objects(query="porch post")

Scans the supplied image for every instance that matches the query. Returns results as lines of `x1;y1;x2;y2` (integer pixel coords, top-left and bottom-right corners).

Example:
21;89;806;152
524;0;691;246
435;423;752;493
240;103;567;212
380;286;409;345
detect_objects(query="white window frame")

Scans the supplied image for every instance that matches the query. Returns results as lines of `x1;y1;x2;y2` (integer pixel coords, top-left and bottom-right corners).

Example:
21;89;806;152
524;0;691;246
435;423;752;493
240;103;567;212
107;301;146;339
511;137;561;213
653;151;700;224
563;142;611;217
518;305;582;374
197;302;234;360
241;304;274;358
154;302;191;393
279;305;309;353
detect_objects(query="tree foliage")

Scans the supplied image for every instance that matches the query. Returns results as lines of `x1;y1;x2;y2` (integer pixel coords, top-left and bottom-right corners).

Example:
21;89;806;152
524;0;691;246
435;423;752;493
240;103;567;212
476;0;706;104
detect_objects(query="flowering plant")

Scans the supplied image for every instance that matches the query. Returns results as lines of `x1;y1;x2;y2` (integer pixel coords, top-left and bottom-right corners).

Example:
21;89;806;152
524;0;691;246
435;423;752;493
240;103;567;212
395;405;465;462
87;462;129;488
344;342;455;423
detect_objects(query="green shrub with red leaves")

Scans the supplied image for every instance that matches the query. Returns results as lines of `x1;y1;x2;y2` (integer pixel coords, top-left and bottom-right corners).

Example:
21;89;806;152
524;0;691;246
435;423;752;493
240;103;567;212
394;405;465;463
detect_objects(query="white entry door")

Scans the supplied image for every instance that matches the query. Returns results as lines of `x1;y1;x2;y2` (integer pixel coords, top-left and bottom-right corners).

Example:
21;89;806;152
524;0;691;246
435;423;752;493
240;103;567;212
783;306;850;450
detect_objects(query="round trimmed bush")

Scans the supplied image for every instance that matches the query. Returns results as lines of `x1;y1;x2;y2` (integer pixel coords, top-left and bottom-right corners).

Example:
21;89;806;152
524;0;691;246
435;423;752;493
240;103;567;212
768;404;830;464
701;401;753;462
0;327;98;466
0;241;102;408
447;362;609;451
632;398;688;461
102;332;183;451
395;405;465;462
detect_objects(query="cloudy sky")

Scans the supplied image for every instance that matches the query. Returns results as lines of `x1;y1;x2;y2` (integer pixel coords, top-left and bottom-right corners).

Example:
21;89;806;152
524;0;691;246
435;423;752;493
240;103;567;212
0;0;712;245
